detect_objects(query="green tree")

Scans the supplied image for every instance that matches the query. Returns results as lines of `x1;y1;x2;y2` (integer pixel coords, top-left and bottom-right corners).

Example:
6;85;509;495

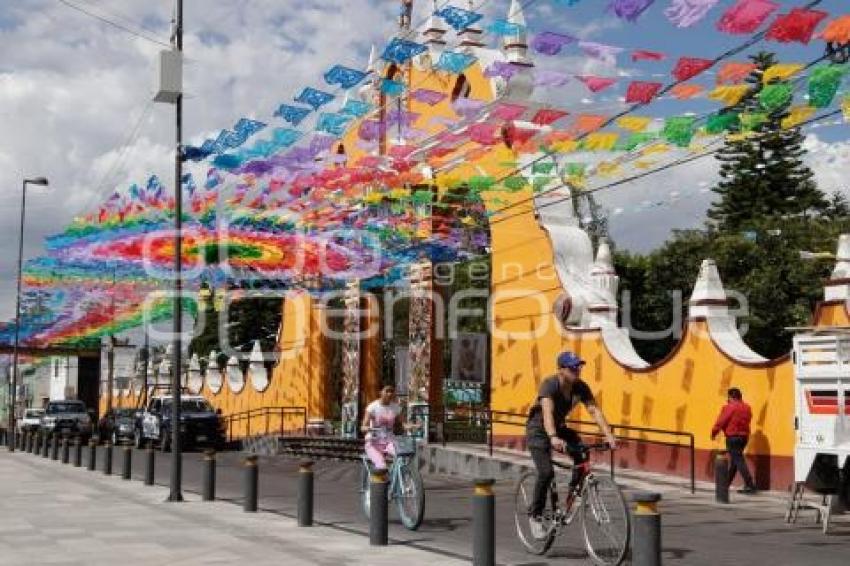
708;52;826;232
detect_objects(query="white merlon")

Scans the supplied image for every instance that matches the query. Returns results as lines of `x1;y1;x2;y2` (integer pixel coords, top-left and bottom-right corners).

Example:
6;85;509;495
249;340;269;392
689;259;767;363
502;0;532;67
206;350;223;394
187;353;203;395
688;259;727;317
422;0;448;55
459;0;486;48
826;234;850;302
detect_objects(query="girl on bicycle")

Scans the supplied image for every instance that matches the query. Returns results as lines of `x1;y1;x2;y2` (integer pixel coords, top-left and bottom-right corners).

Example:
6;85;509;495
360;385;403;471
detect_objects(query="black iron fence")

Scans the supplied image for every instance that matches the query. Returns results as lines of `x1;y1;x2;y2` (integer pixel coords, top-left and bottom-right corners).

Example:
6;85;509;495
441;407;696;493
223;406;307;442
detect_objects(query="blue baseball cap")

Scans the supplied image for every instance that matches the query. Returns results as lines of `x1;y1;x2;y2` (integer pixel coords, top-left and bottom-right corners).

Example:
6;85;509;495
557;351;585;370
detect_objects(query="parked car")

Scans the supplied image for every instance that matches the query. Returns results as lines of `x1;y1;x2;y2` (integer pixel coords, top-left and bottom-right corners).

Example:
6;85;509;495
17;408;44;433
99;408;140;445
41;400;93;440
135;395;225;452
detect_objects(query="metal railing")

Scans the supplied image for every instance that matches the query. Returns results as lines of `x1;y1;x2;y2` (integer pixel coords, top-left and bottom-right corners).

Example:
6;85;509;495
224;406;307;442
442;407;696;493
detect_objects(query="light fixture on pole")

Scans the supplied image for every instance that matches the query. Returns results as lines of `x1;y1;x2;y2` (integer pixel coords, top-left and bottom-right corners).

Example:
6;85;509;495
7;176;48;452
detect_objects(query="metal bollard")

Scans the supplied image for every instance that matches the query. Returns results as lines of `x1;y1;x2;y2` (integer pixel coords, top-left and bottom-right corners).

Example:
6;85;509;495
632;492;662;566
715;452;730;504
103;442;113;475
29;433;37;454
243;455;258;512
87;440;97;471
122;446;132;480
202;450;216;501
369;469;389;546
61;438;70;464
73;438;82;467
15;430;21;451
298;460;314;527
42;434;50;458
23;432;30;453
473;478;496;566
51;434;59;461
144;445;155;486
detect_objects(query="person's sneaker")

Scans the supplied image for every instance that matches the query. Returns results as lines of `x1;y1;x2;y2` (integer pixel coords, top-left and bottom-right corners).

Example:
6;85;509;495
738;486;758;495
529;515;548;539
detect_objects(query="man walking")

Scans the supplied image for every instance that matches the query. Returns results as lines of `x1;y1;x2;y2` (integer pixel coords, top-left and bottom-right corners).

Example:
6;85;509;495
711;388;757;494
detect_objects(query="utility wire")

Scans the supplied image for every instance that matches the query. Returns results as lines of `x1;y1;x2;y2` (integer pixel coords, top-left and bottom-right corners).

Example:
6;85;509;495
57;0;172;48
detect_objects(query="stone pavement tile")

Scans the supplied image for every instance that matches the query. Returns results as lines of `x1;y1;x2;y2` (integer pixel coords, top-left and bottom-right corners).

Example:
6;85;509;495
0;453;466;566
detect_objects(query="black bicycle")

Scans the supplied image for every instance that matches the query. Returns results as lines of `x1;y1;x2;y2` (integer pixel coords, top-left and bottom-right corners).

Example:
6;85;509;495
514;443;630;565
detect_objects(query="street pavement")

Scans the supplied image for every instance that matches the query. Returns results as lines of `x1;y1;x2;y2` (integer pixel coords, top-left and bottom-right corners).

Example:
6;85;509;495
3;444;850;565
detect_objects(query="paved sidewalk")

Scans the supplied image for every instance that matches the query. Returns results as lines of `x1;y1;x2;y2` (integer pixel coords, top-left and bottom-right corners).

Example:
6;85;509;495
0;452;465;566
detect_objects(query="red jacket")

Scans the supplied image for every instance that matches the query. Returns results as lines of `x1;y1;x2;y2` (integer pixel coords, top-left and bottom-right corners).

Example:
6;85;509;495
711;400;752;439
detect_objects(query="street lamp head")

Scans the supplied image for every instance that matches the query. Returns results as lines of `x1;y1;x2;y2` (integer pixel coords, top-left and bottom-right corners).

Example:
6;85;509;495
25;177;49;186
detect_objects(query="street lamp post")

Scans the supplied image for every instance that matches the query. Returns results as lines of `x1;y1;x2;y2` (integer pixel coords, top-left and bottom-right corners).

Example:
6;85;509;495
7;176;48;452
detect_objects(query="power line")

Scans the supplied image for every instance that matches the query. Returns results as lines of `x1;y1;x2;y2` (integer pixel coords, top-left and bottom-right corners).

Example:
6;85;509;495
57;0;171;48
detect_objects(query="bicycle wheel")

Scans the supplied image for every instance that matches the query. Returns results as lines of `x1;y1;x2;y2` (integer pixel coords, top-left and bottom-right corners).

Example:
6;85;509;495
396;461;425;530
359;464;371;519
514;471;556;555
581;474;630;566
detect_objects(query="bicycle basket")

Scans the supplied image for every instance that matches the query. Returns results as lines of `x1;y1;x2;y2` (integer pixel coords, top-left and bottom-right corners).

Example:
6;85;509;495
394;437;417;456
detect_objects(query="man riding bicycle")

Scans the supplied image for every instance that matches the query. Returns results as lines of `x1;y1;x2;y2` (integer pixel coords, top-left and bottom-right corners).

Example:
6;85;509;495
526;352;617;537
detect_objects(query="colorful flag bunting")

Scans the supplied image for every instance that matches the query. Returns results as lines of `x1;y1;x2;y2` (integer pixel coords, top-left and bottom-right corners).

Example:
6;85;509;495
672;57;713;81
532;108;569;126
274;104;311;125
380;78;405;96
608;0;655;23
295;87;335;110
765;8;828;45
583;132;620;151
716;0;779;35
762;63;803;83
434;6;483;31
616;116;652;132
781;105;816;129
708;84;751;107
662;116;695;147
808;65;847;108
531;31;577;55
323;65;368;89
381;37;427;64
758;83;792;111
665;0;720;28
578;41;623;65
577;75;617;93
436;51;477;74
670;83;705;99
411;88;446;105
487;19;525;36
716;62;756;84
632;49;666;62
626;81;663;104
821;15;850;44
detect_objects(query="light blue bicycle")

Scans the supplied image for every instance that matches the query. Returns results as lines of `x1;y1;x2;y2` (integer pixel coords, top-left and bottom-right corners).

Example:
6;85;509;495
359;431;425;530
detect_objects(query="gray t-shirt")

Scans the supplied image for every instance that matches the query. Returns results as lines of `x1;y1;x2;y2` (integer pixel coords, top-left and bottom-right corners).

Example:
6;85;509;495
526;376;595;439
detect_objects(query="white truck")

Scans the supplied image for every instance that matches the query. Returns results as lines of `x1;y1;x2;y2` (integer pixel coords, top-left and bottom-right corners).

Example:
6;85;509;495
787;330;850;532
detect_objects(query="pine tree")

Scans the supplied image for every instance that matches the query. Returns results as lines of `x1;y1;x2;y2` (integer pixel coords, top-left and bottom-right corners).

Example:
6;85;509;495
708;52;826;232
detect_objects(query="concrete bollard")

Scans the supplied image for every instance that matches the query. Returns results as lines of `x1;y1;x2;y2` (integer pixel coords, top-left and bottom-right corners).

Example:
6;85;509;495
61;438;70;464
473;478;496;566
103;442;113;475
632;492;663;566
715;452;730;504
369;469;389;546
298;460;314;527
202;450;216;501
243;455;258;512
73;438;82;467
121;446;132;480
87;440;97;471
144;445;155;486
51;434;59;461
